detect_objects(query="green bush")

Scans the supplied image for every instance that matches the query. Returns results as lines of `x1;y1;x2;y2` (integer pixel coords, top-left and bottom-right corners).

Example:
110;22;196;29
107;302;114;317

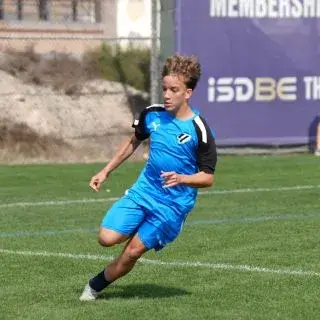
0;44;151;94
83;43;151;92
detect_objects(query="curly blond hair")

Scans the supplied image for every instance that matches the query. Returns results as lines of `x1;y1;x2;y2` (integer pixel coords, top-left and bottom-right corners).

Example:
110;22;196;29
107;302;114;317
162;54;202;90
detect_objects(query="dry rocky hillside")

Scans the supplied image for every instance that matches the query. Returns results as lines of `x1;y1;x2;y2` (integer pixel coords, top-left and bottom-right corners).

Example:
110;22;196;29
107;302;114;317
0;52;150;163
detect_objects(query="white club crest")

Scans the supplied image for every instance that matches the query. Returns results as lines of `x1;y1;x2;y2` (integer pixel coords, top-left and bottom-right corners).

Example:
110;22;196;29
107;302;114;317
177;133;191;144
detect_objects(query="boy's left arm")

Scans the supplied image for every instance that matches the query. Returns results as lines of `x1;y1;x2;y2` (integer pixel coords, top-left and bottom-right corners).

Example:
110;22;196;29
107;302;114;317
161;171;214;188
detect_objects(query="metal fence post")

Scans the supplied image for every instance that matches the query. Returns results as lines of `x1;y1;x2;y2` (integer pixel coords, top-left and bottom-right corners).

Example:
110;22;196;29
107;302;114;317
17;0;23;20
150;0;160;105
0;0;4;19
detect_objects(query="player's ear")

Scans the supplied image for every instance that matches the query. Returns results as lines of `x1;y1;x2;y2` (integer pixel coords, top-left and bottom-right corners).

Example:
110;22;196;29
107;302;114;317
185;88;193;99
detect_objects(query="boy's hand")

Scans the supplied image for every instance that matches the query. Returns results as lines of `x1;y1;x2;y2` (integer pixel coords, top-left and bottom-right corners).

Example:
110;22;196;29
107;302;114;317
160;171;183;188
89;171;107;192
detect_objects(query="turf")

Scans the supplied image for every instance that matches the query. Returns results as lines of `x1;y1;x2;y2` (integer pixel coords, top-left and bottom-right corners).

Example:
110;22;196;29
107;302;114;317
0;155;319;319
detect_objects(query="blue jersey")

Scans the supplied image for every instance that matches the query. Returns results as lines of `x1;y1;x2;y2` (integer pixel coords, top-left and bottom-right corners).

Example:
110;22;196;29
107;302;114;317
128;104;217;223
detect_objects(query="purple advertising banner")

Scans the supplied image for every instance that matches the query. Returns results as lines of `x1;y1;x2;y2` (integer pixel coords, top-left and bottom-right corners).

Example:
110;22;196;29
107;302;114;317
175;0;320;145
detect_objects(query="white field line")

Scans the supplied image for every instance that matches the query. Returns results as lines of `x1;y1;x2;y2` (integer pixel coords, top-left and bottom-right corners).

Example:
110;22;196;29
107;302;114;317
0;248;319;278
0;184;319;209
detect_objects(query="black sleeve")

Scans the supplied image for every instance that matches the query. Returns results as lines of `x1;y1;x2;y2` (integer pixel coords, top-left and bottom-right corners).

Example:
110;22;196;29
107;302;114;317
131;109;150;141
132;105;165;141
193;116;217;174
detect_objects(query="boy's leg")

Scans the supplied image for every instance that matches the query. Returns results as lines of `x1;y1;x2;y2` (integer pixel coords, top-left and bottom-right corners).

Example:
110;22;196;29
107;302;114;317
98;228;130;247
104;213;185;280
80;234;147;301
80;195;146;301
105;233;148;281
80;200;188;301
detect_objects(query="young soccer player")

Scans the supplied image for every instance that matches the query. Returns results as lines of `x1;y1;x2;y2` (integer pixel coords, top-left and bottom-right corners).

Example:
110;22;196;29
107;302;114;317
80;54;217;301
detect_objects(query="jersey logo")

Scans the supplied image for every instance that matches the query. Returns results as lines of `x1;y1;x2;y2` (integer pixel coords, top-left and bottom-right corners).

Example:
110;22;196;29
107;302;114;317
152;121;160;131
177;133;191;144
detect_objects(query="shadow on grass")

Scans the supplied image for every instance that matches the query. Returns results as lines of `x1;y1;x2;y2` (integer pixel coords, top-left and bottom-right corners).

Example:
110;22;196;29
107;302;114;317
98;283;190;300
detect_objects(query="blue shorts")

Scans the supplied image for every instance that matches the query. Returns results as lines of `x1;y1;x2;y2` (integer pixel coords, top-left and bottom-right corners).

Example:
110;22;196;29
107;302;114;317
101;195;186;251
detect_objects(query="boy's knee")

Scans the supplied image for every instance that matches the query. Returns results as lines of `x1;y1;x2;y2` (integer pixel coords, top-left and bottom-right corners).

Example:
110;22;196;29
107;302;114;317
122;240;147;262
98;235;114;247
124;247;144;261
98;229;128;247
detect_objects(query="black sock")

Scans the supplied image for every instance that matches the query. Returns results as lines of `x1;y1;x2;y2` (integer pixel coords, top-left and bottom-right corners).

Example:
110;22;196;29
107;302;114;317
89;270;112;292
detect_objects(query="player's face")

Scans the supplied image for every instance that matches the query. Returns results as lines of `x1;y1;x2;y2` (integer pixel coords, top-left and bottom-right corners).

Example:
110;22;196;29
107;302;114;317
162;75;193;112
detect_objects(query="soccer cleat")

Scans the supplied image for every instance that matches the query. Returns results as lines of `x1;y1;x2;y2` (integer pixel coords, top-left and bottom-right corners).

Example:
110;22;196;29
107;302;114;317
315;149;320;157
79;283;99;301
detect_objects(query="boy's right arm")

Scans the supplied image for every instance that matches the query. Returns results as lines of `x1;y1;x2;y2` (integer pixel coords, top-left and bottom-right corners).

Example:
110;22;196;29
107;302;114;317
89;134;142;192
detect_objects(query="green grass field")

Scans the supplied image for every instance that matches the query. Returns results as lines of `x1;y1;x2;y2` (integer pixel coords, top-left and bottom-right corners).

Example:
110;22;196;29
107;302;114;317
1;155;319;320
